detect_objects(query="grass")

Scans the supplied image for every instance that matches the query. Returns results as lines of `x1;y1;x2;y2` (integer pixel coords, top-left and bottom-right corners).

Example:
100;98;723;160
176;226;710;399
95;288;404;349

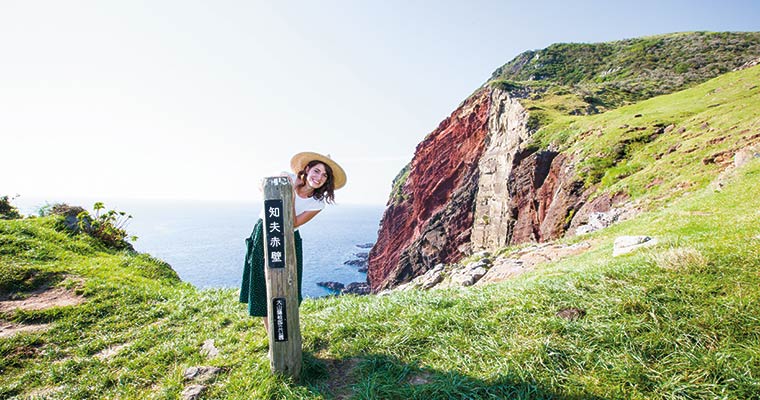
525;63;760;209
2;158;760;398
490;31;760;112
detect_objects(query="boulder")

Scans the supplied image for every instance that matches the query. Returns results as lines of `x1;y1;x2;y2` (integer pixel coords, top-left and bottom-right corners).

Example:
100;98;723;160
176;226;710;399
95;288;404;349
317;281;345;292
181;385;205;400
454;267;487;287
449;261;489;287
613;236;658;257
734;147;760;168
411;263;447;290
575;209;623;235
342;282;370;296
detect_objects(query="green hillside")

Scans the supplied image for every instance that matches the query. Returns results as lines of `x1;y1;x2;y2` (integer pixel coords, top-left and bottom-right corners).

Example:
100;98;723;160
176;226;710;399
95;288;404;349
2;160;759;399
490;31;760;111
3;46;760;400
530;63;760;210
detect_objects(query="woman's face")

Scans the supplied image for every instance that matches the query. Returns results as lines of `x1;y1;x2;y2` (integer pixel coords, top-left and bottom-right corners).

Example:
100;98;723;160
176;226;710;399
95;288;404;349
305;163;329;189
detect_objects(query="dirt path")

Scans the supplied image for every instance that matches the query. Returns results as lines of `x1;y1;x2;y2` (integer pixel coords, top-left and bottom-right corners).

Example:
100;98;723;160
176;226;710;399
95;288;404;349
0;281;85;338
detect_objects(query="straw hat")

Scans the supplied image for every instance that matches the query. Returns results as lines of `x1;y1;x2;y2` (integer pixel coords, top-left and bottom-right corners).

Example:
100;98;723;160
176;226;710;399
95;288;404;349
290;152;347;190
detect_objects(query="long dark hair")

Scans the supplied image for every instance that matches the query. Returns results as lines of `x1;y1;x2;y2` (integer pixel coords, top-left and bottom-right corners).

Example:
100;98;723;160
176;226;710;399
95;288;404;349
296;160;336;204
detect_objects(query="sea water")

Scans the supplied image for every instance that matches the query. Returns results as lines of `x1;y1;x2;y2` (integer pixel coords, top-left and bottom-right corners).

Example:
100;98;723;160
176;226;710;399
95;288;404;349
14;198;384;298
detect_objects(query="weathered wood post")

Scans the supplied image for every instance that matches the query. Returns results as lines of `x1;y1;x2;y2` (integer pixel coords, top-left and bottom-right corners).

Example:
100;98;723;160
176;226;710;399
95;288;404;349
262;176;302;381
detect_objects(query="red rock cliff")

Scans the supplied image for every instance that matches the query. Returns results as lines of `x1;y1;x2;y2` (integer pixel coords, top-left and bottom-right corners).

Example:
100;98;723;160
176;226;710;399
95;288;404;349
367;87;593;292
367;89;491;292
506;150;587;244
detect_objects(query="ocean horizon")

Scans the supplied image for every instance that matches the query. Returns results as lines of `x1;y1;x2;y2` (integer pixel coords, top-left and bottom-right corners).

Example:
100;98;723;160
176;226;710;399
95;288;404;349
14;197;384;298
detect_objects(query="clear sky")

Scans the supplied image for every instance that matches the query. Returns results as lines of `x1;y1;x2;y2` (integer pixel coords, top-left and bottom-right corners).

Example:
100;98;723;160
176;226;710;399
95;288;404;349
2;1;759;205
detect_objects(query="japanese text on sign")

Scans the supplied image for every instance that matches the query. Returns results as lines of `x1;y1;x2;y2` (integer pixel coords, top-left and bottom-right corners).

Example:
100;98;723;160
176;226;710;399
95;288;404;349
264;199;285;268
273;298;288;342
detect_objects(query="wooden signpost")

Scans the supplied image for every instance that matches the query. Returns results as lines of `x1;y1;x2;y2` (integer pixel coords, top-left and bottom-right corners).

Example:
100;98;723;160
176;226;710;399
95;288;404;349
262;177;302;381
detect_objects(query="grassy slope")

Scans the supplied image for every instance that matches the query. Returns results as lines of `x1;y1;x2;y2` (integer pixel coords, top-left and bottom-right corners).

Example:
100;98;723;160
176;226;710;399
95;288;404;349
490;31;760;111
532;64;760;209
2;73;760;399
2;160;759;399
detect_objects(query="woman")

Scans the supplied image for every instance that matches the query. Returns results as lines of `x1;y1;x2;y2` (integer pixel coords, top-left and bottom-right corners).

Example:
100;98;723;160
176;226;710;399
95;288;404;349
239;151;347;331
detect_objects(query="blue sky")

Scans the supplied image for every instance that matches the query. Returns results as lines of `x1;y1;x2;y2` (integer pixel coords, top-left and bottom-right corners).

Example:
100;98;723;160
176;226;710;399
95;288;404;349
2;0;759;205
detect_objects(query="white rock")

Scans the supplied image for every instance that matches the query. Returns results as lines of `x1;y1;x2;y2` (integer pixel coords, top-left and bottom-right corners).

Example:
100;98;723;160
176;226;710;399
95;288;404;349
183;366;221;383
613;236;658;257
450;265;488;287
181;385;205;400
200;339;219;359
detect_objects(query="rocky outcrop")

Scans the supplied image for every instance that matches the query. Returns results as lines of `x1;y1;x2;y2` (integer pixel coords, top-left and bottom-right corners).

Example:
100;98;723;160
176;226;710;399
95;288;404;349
470;87;532;250
368;88;591;292
317;281;345;292
506;151;587;244
392;242;591;292
342;282;371;295
367;88;492;292
477;140;591;247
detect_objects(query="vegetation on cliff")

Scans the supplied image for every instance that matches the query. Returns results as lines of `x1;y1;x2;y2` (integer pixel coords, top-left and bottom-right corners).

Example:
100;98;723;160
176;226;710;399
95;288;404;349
490;31;760;109
525;58;760;213
388;162;411;204
487;31;760;136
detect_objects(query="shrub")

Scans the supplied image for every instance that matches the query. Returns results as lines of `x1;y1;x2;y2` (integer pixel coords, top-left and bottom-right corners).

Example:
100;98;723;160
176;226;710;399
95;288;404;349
77;202;137;250
38;203;85;218
0;195;22;220
38;203;88;234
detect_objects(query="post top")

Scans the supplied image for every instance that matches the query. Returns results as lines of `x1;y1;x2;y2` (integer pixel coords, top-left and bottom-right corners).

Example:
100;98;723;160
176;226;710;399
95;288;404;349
264;176;292;186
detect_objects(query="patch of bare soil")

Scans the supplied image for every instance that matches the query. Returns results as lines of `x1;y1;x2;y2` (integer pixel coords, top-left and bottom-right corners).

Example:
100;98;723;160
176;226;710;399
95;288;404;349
0;319;50;338
408;371;433;385
319;355;361;399
26;386;65;398
0;285;85;314
0;280;85;338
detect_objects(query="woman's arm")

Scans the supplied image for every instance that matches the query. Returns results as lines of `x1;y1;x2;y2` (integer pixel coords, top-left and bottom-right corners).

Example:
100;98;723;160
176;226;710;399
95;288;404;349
294;210;320;228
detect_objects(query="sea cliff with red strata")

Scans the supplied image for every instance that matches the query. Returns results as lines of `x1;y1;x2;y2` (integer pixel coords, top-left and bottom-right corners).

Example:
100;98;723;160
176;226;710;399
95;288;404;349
367;89;491;292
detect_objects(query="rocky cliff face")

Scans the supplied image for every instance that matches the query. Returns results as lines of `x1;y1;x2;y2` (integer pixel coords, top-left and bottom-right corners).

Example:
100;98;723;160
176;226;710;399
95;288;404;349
504;151;587;244
368;86;590;292
470;88;531;250
367;89;491;292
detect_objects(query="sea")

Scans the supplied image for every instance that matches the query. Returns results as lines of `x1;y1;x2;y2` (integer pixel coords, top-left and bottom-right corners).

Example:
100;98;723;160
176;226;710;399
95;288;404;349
14;198;385;298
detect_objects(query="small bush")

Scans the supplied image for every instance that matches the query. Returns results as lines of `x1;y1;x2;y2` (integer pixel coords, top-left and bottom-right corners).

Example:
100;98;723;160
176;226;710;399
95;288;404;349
39;203;85;218
0;195;22;220
77;202;137;250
